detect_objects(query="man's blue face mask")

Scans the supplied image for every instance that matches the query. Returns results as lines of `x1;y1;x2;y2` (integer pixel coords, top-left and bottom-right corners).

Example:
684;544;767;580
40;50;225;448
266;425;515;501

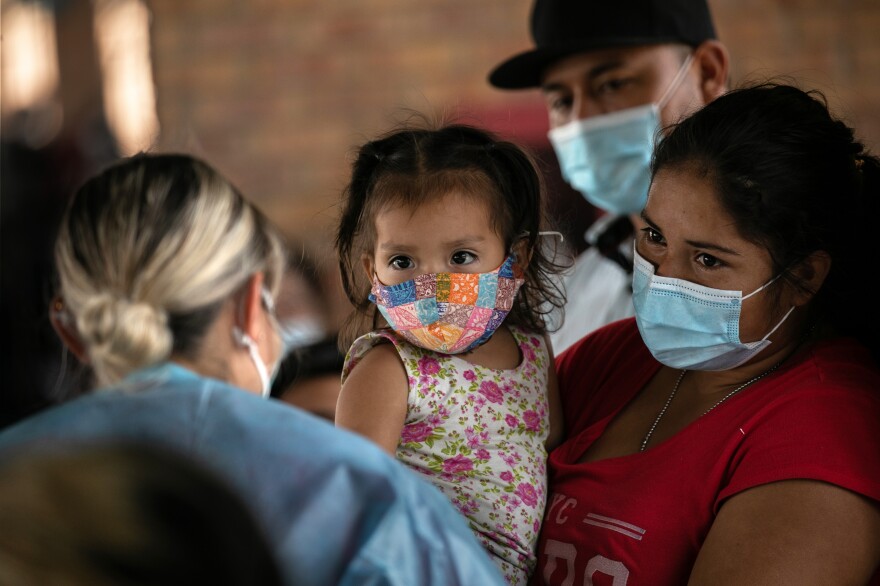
547;54;694;216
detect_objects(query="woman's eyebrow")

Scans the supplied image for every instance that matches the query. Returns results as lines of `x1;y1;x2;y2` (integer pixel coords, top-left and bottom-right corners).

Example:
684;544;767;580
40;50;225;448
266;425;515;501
641;210;741;256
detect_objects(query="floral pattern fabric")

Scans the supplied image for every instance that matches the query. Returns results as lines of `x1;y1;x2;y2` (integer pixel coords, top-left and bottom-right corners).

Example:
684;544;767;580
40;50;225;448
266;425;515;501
343;325;552;585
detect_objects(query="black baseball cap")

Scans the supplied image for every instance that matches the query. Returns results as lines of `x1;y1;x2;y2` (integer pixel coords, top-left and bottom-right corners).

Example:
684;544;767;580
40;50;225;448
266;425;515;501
489;0;717;89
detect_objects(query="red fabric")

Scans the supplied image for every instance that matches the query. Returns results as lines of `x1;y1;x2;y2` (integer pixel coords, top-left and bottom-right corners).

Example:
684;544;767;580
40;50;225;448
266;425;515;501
533;318;880;585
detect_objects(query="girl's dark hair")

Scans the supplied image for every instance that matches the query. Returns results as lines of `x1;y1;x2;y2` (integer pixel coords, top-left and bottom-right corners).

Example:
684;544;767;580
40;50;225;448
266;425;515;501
652;81;880;361
336;118;566;349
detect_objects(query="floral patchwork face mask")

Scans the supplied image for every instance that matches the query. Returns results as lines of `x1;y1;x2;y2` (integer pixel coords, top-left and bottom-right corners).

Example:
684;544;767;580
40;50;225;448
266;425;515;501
369;255;525;354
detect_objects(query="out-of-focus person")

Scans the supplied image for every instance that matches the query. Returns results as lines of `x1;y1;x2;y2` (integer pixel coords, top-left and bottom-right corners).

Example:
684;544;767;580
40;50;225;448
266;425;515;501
0;441;283;586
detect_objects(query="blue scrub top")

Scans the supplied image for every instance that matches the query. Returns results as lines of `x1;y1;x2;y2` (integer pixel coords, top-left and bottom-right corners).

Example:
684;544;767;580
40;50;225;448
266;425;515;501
0;362;506;585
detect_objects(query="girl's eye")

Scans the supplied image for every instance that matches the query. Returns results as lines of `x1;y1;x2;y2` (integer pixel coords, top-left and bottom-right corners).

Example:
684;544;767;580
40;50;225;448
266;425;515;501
451;251;476;266
389;256;414;270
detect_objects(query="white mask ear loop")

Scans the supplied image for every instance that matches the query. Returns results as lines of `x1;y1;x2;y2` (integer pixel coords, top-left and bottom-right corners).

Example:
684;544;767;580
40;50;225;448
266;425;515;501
235;329;271;399
656;53;695;110
518;230;565;241
233;286;277;399
742;272;782;300
537;230;564;242
515;231;565;263
758;306;795;343
741;273;795;344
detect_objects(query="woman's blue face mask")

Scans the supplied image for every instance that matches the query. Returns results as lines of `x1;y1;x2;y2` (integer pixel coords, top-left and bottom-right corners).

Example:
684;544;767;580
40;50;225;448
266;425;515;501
631;246;794;371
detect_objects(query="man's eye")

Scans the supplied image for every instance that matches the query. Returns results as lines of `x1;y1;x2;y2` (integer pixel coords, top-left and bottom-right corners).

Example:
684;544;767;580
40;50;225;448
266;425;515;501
390;256;413;270
546;94;572;114
451;251;476;265
594;77;632;96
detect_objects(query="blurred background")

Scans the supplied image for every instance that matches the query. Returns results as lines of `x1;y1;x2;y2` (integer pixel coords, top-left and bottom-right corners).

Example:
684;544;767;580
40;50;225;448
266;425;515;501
2;0;879;423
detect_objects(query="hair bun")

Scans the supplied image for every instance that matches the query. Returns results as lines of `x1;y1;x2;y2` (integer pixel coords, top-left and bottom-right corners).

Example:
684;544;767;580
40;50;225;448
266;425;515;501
78;293;173;383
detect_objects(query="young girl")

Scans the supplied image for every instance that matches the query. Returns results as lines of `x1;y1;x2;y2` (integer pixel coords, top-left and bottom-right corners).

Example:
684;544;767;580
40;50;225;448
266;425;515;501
335;121;566;585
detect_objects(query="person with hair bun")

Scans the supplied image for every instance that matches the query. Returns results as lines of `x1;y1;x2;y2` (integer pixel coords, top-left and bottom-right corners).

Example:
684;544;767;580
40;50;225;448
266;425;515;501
537;83;880;585
0;153;507;586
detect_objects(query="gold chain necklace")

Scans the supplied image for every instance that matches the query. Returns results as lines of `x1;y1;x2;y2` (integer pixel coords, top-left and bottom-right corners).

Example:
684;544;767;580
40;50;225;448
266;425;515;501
639;360;783;452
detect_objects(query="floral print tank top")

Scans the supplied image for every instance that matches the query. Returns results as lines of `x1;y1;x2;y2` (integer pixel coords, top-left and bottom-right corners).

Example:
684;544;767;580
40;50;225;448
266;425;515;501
343;325;551;585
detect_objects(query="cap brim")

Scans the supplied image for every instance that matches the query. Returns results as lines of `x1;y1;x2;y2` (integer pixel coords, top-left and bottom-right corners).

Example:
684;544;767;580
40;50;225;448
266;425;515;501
488;47;564;90
488;36;696;90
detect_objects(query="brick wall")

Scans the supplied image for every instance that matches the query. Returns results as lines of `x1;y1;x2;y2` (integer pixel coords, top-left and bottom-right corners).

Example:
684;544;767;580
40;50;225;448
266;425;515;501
145;0;879;322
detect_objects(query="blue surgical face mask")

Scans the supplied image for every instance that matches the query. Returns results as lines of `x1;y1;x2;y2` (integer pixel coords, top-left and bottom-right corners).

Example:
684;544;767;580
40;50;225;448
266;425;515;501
278;316;325;354
547;55;694;216
631;246;795;371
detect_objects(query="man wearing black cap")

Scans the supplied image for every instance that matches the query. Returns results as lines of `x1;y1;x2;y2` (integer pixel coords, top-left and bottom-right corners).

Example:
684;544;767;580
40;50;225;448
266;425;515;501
489;0;729;354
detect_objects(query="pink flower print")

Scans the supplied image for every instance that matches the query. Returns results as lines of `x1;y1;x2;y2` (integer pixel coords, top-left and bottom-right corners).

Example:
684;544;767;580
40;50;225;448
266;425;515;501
463;369;476;381
522;344;536;361
475;448;491;461
530;336;540;347
523;410;541;432
478;381;503;404
465;428;489;449
455;500;477;516
505;414;519;428
401;422;433;443
500;470;514;483
533;519;540;534
418;356;440;376
515;483;538;507
442;454;474;474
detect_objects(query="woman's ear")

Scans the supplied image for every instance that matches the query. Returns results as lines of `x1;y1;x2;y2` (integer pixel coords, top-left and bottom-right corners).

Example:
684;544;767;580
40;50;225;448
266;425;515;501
789;251;832;307
235;273;266;343
49;296;89;364
694;39;730;102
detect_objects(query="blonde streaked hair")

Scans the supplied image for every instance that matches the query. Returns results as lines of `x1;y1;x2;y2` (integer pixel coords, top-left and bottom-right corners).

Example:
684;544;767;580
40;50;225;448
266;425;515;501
55;153;285;386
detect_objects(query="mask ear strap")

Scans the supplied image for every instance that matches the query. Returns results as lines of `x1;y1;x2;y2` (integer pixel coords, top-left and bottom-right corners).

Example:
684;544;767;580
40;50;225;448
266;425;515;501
518;230;564;241
759;306;796;343
742;272;784;300
657;53;695;109
233;327;271;398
